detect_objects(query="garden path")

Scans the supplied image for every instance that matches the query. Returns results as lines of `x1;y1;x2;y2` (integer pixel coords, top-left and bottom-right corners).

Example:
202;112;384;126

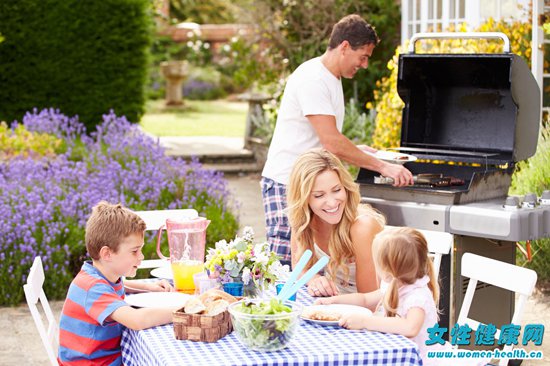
1;142;548;364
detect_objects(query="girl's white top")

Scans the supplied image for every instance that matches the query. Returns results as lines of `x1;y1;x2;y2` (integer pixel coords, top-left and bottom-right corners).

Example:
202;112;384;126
379;275;486;366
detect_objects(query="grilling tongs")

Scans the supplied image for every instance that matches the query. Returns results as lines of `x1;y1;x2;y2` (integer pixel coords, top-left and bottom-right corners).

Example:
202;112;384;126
375;173;452;187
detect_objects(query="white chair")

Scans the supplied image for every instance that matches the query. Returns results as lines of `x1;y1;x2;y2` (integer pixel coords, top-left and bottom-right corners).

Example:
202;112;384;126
418;229;453;279
383;226;452;280
457;253;538;366
134;209;198;269
23;257;59;366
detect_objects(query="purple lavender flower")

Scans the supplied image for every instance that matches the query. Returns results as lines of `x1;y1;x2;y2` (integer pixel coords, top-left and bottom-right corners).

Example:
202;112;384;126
0;108;238;306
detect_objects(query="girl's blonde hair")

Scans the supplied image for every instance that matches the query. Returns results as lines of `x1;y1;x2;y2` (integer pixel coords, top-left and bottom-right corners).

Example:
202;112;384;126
287;148;385;285
373;227;440;317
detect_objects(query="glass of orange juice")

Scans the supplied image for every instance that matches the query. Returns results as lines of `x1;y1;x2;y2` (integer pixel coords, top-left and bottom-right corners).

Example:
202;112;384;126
171;259;204;293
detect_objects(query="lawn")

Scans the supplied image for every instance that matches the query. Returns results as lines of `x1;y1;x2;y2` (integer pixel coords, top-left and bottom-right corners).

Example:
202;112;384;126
140;99;247;137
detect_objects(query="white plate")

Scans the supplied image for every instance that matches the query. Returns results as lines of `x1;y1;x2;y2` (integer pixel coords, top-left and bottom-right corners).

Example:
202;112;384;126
125;292;191;308
301;304;372;326
365;150;417;165
150;266;173;280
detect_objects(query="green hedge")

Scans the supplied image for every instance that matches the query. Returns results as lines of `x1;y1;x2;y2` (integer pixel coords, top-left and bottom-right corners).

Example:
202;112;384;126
0;0;152;131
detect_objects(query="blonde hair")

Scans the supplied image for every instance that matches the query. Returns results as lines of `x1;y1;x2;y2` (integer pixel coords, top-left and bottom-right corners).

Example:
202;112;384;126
287;148;385;285
85;201;146;260
373;227;440;317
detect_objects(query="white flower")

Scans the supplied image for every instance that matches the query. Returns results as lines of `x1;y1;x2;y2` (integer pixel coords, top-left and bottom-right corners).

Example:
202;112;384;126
242;267;251;285
252;243;269;265
237;251;246;263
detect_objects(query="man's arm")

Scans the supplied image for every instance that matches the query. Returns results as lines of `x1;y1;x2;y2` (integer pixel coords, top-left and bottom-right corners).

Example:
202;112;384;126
308;115;413;186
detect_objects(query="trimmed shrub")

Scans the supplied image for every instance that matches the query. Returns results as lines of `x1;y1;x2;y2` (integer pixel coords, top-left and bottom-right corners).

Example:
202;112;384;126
0;0;152;131
0;109;239;306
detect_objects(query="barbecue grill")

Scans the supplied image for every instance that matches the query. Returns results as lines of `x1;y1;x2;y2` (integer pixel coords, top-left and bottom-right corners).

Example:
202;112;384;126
356;33;549;336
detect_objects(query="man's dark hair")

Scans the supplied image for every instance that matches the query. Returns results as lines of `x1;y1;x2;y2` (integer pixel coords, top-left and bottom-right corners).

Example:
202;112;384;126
328;14;380;50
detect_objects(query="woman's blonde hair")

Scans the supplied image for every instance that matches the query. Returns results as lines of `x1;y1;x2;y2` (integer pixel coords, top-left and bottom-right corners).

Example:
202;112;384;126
287;148;384;285
373;227;440;317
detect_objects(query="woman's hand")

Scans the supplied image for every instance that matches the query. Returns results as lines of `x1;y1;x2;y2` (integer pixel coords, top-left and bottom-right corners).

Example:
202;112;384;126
307;275;339;297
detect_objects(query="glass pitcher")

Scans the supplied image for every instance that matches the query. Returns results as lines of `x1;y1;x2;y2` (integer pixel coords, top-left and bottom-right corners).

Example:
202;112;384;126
156;217;210;293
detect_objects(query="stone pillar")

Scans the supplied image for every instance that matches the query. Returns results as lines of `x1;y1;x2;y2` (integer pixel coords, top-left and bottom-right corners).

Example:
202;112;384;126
239;92;272;149
160;60;188;106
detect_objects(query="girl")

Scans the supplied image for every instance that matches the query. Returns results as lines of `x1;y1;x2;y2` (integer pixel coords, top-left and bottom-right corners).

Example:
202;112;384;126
287;148;385;297
316;227;485;366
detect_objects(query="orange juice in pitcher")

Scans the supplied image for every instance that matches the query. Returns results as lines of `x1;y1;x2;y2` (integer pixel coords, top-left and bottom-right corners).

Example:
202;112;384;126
157;217;210;293
171;260;204;294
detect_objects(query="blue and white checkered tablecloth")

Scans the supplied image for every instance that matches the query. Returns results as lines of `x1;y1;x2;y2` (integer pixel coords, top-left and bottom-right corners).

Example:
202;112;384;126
121;288;423;366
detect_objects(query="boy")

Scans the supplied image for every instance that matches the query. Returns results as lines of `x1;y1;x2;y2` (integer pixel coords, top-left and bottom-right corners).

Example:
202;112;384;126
59;201;178;365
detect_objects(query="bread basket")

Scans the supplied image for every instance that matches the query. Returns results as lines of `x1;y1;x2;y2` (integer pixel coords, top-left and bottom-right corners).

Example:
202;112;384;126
172;288;237;342
173;308;232;342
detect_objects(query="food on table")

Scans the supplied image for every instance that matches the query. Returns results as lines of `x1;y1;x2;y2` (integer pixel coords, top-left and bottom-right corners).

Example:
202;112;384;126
183;297;206;314
199;288;239;305
205;299;230;316
182;288;237;316
228;298;302;351
301;308;341;321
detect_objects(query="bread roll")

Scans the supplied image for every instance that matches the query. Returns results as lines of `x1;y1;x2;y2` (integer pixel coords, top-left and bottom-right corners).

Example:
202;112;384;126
205;299;230;316
184;297;206;314
199;288;238;305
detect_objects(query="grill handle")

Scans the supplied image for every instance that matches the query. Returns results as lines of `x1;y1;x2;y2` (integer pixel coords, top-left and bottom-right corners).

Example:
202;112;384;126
408;32;510;54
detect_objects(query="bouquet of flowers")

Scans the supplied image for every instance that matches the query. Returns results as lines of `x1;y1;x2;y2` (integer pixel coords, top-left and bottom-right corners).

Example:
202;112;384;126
205;227;289;292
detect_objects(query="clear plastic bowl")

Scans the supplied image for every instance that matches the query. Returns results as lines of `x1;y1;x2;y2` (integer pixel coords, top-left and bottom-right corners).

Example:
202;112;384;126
228;299;303;352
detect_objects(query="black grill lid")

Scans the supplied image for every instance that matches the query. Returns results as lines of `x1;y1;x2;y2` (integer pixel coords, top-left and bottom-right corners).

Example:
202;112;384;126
397;34;540;165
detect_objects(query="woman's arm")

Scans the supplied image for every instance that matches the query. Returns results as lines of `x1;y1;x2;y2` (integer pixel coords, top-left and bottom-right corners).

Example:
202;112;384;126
339;307;426;338
350;215;383;293
315;289;382;310
291;231;338;297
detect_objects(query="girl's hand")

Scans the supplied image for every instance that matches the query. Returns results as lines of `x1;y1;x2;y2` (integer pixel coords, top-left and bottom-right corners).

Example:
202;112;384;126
313;297;335;305
307;275;339;297
339;313;368;330
147;279;174;292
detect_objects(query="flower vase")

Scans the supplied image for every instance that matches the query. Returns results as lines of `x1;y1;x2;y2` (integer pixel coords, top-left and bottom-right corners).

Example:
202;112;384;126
242;282;260;298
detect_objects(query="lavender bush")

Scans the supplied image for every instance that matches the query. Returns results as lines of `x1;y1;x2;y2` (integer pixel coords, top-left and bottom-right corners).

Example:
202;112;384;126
0;108;239;306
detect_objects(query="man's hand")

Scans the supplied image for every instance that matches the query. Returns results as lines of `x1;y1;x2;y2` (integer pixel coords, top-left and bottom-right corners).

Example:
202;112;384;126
379;162;414;187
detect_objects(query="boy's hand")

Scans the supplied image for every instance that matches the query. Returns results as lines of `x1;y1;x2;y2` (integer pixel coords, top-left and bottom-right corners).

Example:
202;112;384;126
147;279;174;292
339;312;368;330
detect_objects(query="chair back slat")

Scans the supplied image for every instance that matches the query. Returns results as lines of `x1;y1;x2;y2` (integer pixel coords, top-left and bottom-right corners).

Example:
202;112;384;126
23;257;59;366
458;253;537;366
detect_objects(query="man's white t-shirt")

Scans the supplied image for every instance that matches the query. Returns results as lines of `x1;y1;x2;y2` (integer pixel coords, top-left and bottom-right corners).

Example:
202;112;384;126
262;57;345;185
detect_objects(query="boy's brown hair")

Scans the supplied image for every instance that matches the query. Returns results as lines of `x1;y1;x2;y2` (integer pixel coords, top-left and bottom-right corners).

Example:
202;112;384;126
328;14;380;50
85;201;146;260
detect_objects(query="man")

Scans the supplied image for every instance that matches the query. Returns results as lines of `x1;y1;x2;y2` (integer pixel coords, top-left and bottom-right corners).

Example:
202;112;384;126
261;14;413;263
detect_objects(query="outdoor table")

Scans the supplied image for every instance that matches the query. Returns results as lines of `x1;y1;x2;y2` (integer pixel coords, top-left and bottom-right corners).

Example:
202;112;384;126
121;288;423;366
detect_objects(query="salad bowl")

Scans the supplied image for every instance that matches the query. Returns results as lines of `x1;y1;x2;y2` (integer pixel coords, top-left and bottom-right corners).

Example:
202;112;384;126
228;298;302;352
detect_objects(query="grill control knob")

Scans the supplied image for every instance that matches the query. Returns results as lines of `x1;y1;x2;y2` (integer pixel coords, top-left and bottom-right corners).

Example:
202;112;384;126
522;193;538;209
540;190;550;206
503;196;520;210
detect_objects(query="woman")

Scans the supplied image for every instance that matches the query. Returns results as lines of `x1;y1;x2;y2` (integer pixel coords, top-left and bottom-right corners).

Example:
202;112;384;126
287;148;385;296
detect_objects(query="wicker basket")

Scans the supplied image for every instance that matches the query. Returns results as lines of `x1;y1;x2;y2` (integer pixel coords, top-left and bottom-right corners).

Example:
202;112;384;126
173;308;233;342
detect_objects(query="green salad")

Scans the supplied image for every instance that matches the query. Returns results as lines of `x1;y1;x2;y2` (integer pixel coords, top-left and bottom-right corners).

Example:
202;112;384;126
230;298;300;351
